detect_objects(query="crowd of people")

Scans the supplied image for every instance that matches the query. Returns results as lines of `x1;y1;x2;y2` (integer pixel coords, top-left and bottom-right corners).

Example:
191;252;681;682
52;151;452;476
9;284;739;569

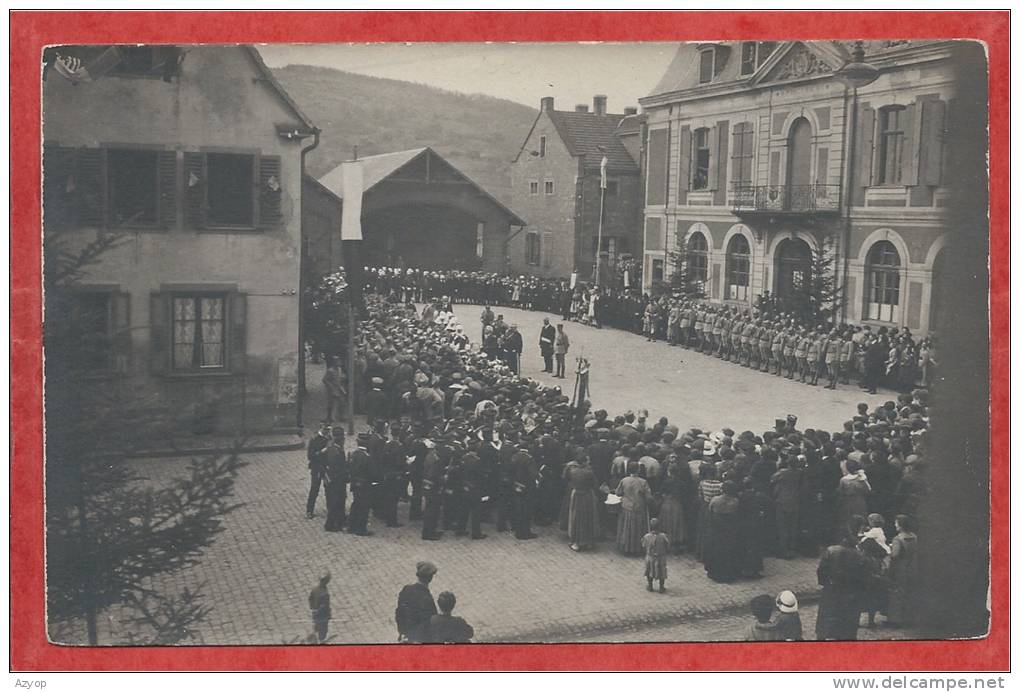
307;286;929;640
363;266;938;393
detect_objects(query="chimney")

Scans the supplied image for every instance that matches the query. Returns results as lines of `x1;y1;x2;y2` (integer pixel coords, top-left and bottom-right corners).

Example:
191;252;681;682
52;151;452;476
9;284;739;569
540;96;555;112
575;104;589;112
593;94;608;116
623;107;638;116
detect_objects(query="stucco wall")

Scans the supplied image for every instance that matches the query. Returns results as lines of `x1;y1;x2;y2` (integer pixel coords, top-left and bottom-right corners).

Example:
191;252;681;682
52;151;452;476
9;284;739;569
509;111;579;278
43;45;305;431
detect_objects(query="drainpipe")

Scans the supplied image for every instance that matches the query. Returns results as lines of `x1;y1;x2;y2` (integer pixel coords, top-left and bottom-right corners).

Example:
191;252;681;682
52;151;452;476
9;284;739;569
297;127;321;430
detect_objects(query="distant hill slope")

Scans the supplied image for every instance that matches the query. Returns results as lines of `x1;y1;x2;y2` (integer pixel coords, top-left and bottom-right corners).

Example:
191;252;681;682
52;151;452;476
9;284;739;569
272;64;538;206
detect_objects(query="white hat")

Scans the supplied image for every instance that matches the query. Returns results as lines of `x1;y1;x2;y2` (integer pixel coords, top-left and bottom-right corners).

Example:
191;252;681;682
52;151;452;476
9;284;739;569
703;442;716;457
776;590;798;613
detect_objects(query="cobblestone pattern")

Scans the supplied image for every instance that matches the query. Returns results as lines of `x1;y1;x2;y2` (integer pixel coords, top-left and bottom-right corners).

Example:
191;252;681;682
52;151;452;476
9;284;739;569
51;305;894;646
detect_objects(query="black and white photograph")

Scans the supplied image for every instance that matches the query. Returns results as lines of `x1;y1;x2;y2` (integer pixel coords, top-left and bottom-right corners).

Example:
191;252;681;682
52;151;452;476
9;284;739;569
39;37;990;649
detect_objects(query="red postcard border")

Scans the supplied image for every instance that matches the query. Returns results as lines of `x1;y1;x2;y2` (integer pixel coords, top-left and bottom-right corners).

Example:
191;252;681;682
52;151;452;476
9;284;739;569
9;11;1009;672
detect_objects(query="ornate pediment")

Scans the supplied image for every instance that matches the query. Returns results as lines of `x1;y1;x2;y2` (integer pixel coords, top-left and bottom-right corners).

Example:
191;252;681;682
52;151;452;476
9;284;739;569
759;43;835;84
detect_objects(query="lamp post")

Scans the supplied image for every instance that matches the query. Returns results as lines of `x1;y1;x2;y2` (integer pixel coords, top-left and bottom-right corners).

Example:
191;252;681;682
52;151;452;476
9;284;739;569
833;41;879;324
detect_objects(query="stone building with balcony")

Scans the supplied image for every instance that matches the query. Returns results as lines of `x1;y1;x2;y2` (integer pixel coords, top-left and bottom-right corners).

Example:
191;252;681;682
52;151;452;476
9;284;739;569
639;40;962;335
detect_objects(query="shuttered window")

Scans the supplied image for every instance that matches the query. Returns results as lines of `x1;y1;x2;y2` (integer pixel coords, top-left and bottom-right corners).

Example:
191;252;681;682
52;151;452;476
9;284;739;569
108;149;159;227
692;128;711;190
877;106;907;185
69;289;131;374
730;122;754;190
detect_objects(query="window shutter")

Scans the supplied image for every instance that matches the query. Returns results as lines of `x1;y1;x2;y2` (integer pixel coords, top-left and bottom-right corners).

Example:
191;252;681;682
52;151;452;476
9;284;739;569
854;103;875;205
183;152;206;229
158;150;179;229
769;151;783;186
920;98;946;186
901;101;918;186
75;147;106;228
230;292;247;372
43;145;78;230
712;120;729;204
707;126;720;191
542;231;553;269
149;292;168;375
111;291;132;374
677;125;691;204
257;155;283;229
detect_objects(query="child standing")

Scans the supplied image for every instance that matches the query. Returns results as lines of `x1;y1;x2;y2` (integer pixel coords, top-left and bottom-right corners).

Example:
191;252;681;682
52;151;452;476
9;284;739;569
642;518;670;593
746;594;781;641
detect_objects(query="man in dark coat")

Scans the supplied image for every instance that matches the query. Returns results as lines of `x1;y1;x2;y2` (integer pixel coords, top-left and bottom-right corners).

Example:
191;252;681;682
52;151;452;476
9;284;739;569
422;591;474;644
503;325;524;375
308;571;332;644
863;338;886;394
421;442;444;540
816;533;872;640
512;448;540;540
365;377;388;425
395;561;439;643
380;436;406;527
539;318;556;373
771;458;803;559
347;433;375;536
305;422;331;519
322;429;349;532
458;451;487;539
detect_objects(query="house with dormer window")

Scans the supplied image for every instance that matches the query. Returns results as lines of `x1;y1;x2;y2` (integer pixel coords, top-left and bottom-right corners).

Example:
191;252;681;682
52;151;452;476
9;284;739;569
640;40;962;335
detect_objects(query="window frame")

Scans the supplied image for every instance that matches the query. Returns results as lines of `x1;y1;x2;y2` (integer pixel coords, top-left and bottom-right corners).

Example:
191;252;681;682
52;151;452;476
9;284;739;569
687;231;710;287
740;42;757;76
544;180;555;195
528;180;540;196
539;135;547;158
864;241;902;323
70;288;115;374
876;105;907;186
699;49;716;84
730;122;755;192
725;234;751;301
170;292;230;373
692;127;711;191
202;149;258;230
105;146;161;229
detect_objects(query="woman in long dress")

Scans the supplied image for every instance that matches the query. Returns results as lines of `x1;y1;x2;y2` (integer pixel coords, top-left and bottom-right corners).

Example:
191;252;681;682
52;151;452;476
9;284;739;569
656;458;688;554
615;462;651;555
567;458;601;552
702;480;743;583
885;514;919;626
695;462;724;561
837;459;871;532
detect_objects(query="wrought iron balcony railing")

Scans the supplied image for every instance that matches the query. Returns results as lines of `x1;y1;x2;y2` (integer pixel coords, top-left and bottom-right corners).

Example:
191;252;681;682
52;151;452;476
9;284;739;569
731;184;841;215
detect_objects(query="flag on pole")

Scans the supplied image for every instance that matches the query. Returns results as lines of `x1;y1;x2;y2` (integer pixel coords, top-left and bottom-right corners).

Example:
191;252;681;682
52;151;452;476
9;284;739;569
340;159;364;241
600;155;608;189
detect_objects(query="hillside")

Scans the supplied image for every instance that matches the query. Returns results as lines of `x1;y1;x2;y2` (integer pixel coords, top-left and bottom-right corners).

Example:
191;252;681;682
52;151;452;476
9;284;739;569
272;64;538;205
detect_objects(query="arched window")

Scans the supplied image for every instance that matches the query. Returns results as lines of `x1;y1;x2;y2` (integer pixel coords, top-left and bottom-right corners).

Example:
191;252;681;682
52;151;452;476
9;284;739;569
865;240;901;322
687;231;709;289
726;234;751;301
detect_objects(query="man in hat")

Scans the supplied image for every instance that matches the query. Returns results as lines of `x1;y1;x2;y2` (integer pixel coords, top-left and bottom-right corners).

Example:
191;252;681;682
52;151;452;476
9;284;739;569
305;422;332;519
308;571;332;644
395;561;439;643
322;428;349;532
365;377;388;426
553;323;570;378
503;325;523;375
347;433;376;536
421;438;445;541
539;318;556;373
512;447;540;539
322;358;346;424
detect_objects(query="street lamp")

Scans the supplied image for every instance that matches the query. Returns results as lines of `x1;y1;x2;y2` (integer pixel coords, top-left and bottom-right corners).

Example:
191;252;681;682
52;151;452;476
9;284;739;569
833;40;879;324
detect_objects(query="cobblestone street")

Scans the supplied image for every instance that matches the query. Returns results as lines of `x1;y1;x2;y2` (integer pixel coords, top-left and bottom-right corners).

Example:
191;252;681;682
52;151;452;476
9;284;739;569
55;307;895;646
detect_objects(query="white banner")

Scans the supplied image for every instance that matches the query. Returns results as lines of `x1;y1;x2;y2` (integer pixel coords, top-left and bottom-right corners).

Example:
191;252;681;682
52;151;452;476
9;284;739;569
340;160;364;241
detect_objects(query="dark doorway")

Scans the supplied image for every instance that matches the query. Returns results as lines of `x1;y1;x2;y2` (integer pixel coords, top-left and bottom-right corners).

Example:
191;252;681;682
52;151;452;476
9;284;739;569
774;237;812;301
362;203;479;269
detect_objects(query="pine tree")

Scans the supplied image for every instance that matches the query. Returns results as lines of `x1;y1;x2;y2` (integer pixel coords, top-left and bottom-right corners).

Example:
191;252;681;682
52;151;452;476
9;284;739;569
44;230;245;645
